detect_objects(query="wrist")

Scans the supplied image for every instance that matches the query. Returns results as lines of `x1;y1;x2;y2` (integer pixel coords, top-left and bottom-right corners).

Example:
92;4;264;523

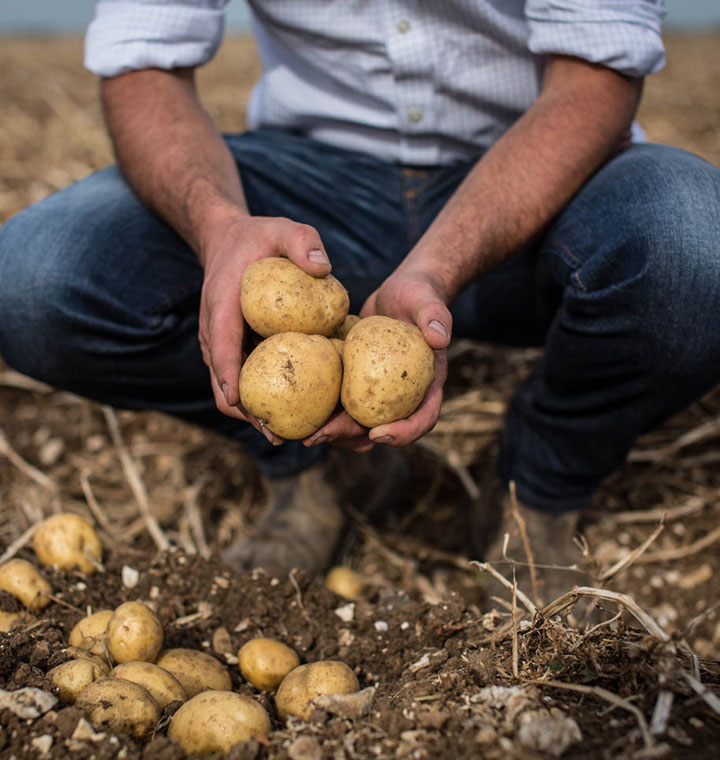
195;202;251;269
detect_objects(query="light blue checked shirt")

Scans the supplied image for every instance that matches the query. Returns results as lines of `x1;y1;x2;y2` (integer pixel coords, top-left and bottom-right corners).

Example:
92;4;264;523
85;1;666;166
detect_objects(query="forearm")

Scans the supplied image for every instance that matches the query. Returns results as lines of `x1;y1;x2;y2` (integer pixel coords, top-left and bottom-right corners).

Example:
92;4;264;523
401;56;643;302
101;67;247;266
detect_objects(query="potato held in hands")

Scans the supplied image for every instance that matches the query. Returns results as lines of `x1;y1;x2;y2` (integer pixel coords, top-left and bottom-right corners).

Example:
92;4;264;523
341;316;435;427
239;332;342;439
242;257;349;337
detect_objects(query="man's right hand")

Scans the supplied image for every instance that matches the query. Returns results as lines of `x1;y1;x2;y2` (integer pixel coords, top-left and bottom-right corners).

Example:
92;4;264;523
197;212;332;441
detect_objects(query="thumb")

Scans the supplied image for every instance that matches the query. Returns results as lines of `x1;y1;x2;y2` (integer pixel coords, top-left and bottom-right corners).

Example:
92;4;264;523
280;221;332;278
415;298;452;350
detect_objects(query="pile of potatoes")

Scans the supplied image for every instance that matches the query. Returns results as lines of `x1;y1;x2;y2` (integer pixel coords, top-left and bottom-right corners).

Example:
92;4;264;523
47;599;362;755
239;258;435;439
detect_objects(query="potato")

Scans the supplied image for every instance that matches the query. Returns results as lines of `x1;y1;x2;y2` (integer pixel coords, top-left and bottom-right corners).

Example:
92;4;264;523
239;332;342;439
0;609;36;632
169;691;271;756
48;659;104;703
155;648;232;698
325;566;364;601
241;257;349;337
0;558;51;611
33;513;102;574
110;661;186;709
64;647;110;675
330;338;344;358
68;609;113;658
76;677;160;738
238;638;300;692
275;660;359;720
333;314;360;340
341;315;434;427
106;601;163;664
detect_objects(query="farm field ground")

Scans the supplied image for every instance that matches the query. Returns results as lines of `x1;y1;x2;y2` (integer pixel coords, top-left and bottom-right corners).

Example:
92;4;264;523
1;33;719;760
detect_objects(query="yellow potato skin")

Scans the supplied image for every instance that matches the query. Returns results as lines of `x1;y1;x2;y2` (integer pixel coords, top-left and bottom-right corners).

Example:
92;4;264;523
33;513;102;574
325;566;364;601
239;332;342;439
155;648;232;698
332;314;361;340
341;316;434;427
106;602;164;664
110;661;187;709
0;610;36;632
68;609;113;658
76;677;160;738
169;691;271;756
242;257;349;337
275;660;359;720
64;647;110;674
0;559;51;611
238;638;300;692
48;659;104;703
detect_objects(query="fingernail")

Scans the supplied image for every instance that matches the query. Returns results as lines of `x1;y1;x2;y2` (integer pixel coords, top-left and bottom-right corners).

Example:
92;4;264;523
373;435;394;445
307;248;329;265
259;424;275;444
221;382;229;404
428;320;448;339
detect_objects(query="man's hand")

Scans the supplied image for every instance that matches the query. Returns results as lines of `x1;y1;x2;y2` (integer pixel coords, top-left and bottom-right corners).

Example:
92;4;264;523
198;214;332;440
303;268;452;451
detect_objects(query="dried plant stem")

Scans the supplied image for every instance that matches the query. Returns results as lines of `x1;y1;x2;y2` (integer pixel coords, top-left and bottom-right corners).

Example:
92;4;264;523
0;370;54;394
0;427;57;493
636;523;720;563
508;481;539;607
599;495;706;524
80;468;118;538
650;690;674;737
681;671;720;716
415;439;480;500
470;560;538;617
184;477;210;560
0;522;39;564
101;405;170;553
599;519;665;582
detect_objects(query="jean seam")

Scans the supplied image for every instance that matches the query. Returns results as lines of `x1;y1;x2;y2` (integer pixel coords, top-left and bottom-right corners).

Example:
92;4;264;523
545;241;587;292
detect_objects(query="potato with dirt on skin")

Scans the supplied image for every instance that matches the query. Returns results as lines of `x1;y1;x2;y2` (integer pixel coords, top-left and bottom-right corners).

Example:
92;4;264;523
325;566;364;601
76;677;160;738
241;257;349;337
33;513;102;574
0;558;51;611
68;609;113;658
48;659;104;703
110;661;187;708
238;638;300;692
0;609;36;632
341;315;435;428
332;314;361;340
169;690;271;756
64;646;110;674
239;332;342;439
275;660;360;720
155;648;232;698
106;601;163;664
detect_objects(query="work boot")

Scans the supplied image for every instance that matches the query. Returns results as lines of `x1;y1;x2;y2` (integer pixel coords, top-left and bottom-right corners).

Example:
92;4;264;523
222;445;409;577
472;474;592;611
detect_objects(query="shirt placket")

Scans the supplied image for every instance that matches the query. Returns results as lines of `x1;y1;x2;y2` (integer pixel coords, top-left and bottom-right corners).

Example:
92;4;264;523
383;2;437;166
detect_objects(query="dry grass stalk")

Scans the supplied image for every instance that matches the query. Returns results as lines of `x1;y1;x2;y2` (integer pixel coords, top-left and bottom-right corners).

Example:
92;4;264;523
628;414;720;463
470;560;538;616
0;522;39;564
0;427;58;493
101;405;170;553
415;438;480;500
80;468;119;539
598;494;706;524
530;679;654;750
681;671;720;716
635;523;720;563
184;476;210;560
508;480;539;606
0;371;54;394
599;519;665;582
650;690;674;737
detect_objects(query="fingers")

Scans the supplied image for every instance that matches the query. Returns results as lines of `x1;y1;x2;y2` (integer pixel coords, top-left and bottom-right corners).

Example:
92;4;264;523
303;410;370;447
368;349;448;446
415;300;452;350
279;221;333;277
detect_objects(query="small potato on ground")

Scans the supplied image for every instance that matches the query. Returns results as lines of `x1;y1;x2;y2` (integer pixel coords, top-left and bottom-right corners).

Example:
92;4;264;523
341;315;434;427
241;257;349;337
155;648;232;698
69;609;113;658
48;659;104;703
106;601;163;664
0;559;51;611
76;677;160;738
325;566;364;601
64;647;110;674
0;609;36;632
110;661;186;709
239;332;342;439
238;638;300;692
33;513;102;574
275;660;359;720
169;691;271;756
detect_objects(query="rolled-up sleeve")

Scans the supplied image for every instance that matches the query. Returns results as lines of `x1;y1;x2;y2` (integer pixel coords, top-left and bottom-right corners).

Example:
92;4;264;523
85;0;228;77
525;0;666;77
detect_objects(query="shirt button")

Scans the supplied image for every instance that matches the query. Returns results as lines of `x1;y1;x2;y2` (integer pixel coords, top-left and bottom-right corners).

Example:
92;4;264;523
397;19;410;34
408;107;423;123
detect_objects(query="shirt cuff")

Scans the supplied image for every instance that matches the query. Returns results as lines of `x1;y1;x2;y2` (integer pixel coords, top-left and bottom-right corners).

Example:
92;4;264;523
85;1;227;77
526;0;666;77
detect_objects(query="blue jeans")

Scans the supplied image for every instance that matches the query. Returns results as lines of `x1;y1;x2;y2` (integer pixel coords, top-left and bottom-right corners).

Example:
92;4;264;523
0;130;719;510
